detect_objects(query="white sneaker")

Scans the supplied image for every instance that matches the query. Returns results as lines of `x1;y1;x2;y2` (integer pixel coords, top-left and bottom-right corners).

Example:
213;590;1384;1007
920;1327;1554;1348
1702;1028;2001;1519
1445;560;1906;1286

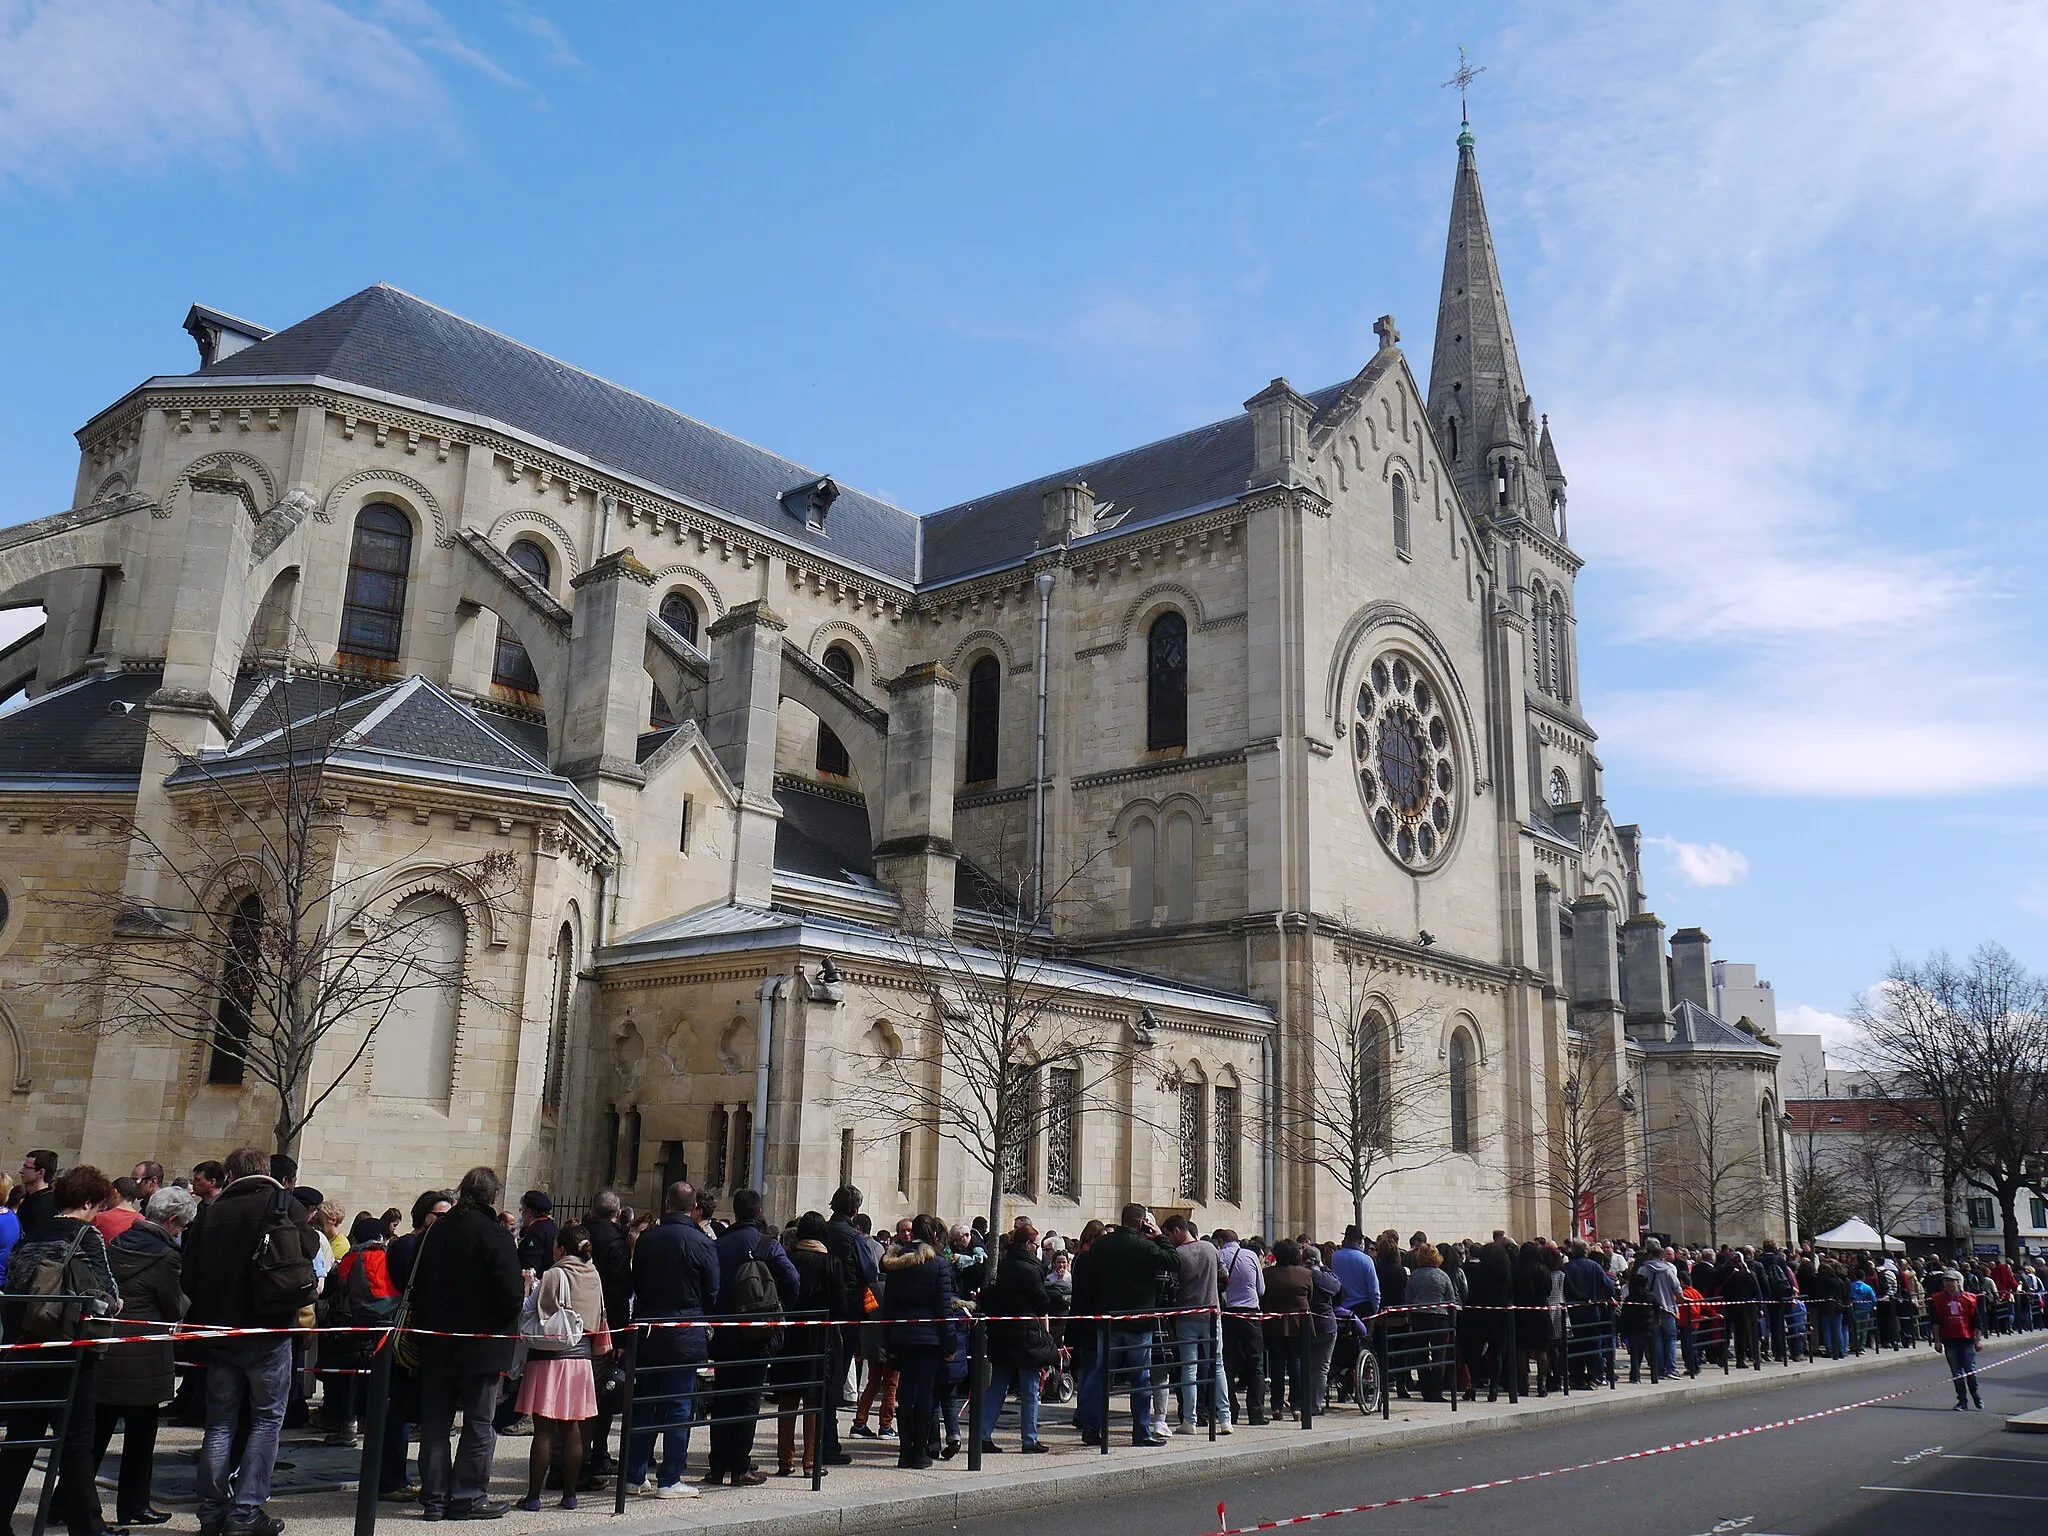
1218;1421;1235;1435
625;1482;647;1497
1175;1421;1196;1435
654;1480;699;1499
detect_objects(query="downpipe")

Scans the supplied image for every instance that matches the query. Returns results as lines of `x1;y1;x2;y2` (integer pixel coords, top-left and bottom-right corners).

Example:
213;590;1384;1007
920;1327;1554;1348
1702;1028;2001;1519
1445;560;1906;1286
1032;570;1055;918
752;974;788;1191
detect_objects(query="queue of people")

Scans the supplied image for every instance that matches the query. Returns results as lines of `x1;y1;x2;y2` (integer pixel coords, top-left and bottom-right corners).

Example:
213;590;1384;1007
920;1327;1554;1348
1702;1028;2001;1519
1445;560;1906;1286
6;1143;2047;1536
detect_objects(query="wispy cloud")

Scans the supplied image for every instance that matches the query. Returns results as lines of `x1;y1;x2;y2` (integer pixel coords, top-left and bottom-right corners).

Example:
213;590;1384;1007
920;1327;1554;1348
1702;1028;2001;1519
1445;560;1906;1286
1496;2;2048;799
0;0;533;187
1647;835;1749;888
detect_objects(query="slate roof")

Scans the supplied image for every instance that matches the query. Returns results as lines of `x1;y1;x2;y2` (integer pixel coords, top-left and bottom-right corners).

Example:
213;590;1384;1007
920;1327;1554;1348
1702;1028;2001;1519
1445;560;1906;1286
184;285;922;583
151;283;1372;591
773;777;1015;913
919;382;1350;585
0;669;160;779
1636;1000;1780;1056
210;674;549;776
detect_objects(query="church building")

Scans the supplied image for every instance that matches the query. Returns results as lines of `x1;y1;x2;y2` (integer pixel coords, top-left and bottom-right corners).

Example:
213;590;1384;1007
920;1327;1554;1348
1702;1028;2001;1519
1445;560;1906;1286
0;121;1790;1246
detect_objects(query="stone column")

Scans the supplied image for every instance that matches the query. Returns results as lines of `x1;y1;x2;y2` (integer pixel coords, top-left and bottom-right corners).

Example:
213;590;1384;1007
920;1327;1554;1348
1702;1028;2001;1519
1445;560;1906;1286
873;662;961;934
704;600;787;906
558;549;655;800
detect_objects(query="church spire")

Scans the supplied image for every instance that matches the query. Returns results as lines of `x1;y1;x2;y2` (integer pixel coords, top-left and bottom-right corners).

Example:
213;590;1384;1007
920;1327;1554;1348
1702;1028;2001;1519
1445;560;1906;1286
1427;113;1533;520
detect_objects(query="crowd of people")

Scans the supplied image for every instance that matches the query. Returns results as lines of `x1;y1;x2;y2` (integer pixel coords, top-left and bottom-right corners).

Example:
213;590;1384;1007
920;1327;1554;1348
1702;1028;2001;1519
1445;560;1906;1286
4;1144;2046;1536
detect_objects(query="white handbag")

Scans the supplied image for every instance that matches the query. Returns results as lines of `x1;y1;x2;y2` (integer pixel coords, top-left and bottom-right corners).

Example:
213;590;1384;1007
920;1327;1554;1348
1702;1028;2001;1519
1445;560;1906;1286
519;1276;586;1354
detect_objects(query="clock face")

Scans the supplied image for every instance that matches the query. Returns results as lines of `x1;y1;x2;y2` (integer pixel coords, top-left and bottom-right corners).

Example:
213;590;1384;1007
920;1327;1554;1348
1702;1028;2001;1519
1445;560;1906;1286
1548;768;1570;807
1355;652;1458;871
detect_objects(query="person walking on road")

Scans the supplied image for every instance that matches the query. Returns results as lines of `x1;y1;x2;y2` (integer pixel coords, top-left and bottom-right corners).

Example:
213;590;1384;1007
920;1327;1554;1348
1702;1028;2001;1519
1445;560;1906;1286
1931;1269;1985;1411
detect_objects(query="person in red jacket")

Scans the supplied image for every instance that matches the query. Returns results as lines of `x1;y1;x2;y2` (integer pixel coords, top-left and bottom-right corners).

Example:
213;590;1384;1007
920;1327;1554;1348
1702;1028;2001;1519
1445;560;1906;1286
1930;1271;1983;1410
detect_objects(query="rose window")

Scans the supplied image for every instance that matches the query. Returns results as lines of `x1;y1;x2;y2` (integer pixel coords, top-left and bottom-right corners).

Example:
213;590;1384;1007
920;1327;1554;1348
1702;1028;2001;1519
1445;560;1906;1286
1355;653;1459;870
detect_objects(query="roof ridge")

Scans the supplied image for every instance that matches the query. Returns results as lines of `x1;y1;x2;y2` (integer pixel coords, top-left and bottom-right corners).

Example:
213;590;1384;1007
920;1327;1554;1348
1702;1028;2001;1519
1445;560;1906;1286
224;675;402;758
375;675;553;772
931;398;1285;520
359;285;916;518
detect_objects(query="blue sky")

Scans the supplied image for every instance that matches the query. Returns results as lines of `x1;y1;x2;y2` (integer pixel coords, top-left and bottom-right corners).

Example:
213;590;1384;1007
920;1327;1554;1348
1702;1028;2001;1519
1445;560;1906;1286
4;1;2045;1039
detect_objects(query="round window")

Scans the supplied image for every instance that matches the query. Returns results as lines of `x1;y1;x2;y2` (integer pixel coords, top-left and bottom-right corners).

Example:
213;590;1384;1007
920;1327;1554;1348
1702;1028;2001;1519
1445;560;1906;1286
1353;651;1460;872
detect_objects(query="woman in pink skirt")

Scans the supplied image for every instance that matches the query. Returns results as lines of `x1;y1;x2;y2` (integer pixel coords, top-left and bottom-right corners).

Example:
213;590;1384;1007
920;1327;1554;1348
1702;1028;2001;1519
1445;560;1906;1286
517;1224;611;1511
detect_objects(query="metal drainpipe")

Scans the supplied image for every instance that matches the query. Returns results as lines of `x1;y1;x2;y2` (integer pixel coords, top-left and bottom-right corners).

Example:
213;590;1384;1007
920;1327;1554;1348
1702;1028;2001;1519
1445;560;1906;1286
1261;1033;1277;1245
752;974;787;1192
1032;571;1056;918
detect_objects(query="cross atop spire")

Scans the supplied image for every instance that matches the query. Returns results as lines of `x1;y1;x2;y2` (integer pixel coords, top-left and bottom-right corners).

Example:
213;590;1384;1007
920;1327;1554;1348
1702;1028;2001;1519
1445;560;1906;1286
1442;44;1486;144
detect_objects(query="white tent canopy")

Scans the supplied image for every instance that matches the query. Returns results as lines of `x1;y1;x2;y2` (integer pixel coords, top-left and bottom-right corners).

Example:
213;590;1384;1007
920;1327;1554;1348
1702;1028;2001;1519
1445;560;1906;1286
1814;1218;1908;1250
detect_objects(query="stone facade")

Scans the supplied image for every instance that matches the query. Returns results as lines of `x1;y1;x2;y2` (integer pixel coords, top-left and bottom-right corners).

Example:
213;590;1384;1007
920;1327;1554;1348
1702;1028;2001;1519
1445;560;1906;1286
0;127;1789;1243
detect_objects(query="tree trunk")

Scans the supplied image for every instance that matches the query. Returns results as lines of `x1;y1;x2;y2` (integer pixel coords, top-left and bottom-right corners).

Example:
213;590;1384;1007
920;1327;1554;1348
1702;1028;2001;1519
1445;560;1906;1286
2000;1189;2022;1262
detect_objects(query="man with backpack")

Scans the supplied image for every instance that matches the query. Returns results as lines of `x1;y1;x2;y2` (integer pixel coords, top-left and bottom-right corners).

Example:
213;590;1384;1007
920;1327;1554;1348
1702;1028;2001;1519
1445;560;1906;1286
703;1189;799;1487
181;1146;323;1536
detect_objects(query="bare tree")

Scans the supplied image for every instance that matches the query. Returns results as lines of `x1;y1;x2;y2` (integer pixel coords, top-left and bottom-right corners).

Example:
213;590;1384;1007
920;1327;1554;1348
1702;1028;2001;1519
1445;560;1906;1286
1506;1036;1638;1241
1663;1059;1771;1247
50;675;519;1156
1780;1054;1853;1242
1853;945;2048;1259
1278;924;1452;1236
850;841;1151;1236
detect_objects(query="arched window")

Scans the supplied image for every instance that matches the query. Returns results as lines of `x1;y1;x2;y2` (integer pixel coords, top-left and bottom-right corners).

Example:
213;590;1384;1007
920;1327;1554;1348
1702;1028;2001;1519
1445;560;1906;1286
1448;1028;1474;1153
1530;581;1550;695
370;893;464;1103
650;591;700;727
1145;611;1188;751
1127;814;1157;927
1445;416;1459;462
1548;591;1568;701
1358;1012;1386;1150
815;643;856;776
1163;809;1195;924
541;922;574;1117
208;893;264;1085
965;656;1000;784
1392;473;1411;557
659;590;699;648
490;538;550;692
339;504;412;662
1177;1071;1208;1202
1761;1099;1778;1177
1495;457;1510;509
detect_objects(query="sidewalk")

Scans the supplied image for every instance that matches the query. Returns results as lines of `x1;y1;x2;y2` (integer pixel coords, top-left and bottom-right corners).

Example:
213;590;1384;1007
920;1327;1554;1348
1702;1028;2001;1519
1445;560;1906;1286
51;1335;2038;1536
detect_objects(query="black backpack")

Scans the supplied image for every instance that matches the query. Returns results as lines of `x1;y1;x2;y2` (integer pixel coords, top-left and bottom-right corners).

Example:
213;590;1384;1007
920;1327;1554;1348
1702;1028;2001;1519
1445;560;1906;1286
249;1188;323;1323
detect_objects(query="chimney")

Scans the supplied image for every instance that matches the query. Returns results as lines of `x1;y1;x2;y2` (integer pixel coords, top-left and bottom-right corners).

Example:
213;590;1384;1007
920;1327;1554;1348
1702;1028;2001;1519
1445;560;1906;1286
1039;482;1096;548
1669;927;1712;1014
182;304;272;369
1620;912;1672;1039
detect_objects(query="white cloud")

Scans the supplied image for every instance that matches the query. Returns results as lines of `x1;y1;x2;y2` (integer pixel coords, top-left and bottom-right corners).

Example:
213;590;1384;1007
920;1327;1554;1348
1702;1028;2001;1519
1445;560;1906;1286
0;1;461;186
1780;1002;1860;1049
1646;835;1749;888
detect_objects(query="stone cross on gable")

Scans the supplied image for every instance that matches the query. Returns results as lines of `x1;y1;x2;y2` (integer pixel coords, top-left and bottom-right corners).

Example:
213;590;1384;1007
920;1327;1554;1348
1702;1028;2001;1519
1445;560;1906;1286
1374;315;1400;351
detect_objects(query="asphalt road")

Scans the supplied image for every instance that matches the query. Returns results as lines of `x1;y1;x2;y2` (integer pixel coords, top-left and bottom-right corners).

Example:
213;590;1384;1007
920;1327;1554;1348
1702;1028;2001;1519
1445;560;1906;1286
931;1344;2048;1536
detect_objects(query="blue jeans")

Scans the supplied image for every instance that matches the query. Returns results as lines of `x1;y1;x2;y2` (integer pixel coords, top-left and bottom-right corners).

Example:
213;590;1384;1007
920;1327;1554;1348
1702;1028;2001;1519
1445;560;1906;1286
982;1363;1041;1444
1174;1316;1230;1425
1822;1311;1850;1359
196;1337;292;1525
1076;1328;1156;1439
1942;1337;1980;1403
627;1364;697;1486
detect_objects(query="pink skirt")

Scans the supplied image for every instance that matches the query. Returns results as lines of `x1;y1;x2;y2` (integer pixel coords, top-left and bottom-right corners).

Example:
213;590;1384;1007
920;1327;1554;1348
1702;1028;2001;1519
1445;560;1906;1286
517;1354;597;1420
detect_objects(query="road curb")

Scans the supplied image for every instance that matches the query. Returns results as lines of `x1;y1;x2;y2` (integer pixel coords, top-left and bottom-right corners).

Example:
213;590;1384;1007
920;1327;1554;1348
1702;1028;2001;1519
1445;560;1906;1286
587;1336;2038;1536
